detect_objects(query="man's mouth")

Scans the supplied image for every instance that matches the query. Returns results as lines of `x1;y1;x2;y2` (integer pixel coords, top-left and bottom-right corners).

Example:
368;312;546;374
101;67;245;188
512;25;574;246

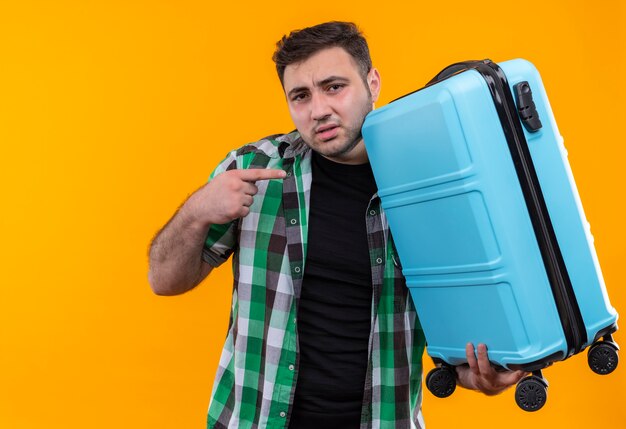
315;125;339;141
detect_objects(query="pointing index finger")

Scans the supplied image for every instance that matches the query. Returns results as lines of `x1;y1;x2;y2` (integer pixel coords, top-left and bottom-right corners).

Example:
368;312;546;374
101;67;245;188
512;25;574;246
238;168;287;182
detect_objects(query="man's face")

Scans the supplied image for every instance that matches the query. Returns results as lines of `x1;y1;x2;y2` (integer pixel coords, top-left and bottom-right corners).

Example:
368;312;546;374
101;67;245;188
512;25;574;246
282;47;381;164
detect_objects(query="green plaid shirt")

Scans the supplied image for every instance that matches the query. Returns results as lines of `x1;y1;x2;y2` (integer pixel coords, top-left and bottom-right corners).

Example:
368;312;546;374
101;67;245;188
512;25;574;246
202;131;426;429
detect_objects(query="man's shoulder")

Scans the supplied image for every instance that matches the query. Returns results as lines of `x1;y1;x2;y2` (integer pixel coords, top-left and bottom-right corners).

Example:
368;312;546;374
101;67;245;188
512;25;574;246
233;130;306;160
209;131;308;178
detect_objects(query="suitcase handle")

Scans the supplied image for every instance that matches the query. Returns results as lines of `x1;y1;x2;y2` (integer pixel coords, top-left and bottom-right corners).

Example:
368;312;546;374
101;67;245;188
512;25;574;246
426;59;492;86
426;60;542;132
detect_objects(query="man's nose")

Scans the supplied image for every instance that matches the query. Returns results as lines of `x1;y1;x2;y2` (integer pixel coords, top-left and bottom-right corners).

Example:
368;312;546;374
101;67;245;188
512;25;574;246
310;94;332;121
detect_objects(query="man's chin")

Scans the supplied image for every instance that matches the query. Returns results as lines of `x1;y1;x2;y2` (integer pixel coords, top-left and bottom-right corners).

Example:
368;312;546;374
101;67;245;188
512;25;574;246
312;139;345;156
302;131;361;158
321;141;363;159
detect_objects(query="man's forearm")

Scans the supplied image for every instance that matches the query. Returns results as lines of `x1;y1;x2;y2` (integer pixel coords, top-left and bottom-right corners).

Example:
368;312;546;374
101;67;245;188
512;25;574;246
148;204;212;296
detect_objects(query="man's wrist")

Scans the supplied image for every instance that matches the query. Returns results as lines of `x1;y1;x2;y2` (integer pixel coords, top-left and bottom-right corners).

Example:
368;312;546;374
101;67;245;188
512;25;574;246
179;194;214;231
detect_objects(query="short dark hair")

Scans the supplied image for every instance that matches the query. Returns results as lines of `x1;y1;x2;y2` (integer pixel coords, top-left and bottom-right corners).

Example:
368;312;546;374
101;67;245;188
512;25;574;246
272;21;372;87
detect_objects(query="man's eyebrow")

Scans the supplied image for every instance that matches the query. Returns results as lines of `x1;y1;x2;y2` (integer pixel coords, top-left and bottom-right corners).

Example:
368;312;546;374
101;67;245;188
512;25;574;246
317;76;350;87
286;76;350;98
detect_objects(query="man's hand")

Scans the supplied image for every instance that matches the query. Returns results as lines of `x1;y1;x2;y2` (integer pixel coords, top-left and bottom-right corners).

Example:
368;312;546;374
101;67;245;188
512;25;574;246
455;343;527;396
148;167;286;296
185;168;287;226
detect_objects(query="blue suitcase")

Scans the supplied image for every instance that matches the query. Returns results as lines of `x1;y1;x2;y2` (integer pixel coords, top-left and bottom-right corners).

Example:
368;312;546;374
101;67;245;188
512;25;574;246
361;59;619;411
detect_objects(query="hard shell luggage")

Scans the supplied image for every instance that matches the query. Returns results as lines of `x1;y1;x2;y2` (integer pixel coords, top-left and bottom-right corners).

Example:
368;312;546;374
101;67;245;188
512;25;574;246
361;59;619;411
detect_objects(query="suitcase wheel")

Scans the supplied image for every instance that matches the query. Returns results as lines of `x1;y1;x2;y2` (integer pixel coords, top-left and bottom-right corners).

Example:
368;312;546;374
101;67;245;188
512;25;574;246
425;365;456;398
515;372;548;412
588;340;619;375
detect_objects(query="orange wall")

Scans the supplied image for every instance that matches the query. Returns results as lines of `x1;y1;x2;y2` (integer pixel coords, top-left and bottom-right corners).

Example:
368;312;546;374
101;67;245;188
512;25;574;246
1;1;624;428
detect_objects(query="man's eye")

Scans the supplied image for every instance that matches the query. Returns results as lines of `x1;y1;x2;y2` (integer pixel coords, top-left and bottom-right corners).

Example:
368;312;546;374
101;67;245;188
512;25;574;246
328;84;344;92
291;93;309;102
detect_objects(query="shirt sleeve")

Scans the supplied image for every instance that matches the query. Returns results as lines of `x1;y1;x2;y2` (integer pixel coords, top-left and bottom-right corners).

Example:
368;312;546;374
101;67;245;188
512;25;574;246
201;151;239;268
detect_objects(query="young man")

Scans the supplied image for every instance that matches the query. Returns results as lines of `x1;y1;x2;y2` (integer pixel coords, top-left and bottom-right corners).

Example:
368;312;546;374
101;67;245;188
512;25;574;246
148;21;525;429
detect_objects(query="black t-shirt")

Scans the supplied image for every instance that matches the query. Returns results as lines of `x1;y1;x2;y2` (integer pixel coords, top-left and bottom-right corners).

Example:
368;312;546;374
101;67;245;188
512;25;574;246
288;150;377;429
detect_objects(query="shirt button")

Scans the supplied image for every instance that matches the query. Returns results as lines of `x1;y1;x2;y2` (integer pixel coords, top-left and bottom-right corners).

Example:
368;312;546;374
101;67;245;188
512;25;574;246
293;318;297;324
280;411;286;418
288;364;295;371
294;266;301;273
376;257;383;264
286;171;292;176
369;209;376;216
290;219;297;225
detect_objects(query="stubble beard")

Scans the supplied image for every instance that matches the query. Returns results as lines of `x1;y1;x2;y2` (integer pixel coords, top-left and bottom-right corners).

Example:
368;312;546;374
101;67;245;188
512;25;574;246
304;94;373;161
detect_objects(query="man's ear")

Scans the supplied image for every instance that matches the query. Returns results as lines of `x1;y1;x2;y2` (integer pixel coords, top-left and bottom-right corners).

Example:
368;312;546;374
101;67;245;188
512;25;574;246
367;67;381;103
